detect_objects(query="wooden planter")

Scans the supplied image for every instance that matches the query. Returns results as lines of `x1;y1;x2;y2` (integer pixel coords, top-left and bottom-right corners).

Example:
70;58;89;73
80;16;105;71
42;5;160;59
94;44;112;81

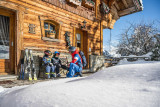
45;31;56;38
84;0;95;8
66;0;82;6
49;33;56;38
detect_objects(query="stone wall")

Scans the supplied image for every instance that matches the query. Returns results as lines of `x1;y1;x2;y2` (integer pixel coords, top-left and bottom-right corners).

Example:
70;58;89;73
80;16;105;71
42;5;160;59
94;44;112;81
89;55;105;72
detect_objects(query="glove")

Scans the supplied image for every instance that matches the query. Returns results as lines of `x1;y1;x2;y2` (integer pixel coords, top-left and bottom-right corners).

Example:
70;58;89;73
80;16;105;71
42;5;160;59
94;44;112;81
61;65;69;71
49;63;53;66
58;64;61;67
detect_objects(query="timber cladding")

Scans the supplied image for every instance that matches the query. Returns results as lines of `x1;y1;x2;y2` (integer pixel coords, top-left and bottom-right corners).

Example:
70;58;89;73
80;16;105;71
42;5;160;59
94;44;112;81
0;0;102;73
0;0;143;74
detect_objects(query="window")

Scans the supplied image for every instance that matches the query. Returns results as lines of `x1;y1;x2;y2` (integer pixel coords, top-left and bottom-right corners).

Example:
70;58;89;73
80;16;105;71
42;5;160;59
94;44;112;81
42;20;61;40
44;22;57;38
76;33;81;48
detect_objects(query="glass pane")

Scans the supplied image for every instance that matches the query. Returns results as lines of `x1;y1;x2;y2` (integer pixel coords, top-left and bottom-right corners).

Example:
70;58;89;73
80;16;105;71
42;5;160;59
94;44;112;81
77;43;81;48
45;30;48;37
50;24;55;31
76;34;81;41
44;22;48;29
0;15;10;59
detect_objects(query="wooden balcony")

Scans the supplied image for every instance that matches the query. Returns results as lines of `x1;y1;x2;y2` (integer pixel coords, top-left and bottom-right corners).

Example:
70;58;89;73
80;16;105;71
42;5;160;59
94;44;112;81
84;0;95;9
42;0;95;20
66;0;82;6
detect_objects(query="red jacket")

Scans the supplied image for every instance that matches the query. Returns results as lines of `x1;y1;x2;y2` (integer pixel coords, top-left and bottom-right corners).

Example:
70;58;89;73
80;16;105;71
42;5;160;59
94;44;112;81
71;49;82;66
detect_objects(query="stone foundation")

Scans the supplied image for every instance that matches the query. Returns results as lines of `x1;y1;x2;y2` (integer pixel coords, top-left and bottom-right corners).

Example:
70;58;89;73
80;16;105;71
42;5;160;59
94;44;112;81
89;55;105;72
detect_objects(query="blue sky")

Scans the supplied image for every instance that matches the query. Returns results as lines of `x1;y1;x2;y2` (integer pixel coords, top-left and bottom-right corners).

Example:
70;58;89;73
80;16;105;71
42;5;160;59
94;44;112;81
103;0;160;51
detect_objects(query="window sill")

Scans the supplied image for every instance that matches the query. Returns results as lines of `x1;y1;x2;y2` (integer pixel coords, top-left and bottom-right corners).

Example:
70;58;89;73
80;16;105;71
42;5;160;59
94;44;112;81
42;37;60;42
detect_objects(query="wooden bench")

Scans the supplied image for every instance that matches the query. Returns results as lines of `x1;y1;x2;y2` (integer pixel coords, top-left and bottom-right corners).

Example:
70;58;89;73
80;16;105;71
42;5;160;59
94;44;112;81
38;55;70;78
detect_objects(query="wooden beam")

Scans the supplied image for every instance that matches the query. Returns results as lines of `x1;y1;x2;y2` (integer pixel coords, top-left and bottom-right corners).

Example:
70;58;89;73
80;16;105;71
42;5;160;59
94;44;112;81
114;1;120;10
100;21;103;55
118;6;136;16
110;5;119;20
95;0;98;18
122;0;128;8
109;0;116;8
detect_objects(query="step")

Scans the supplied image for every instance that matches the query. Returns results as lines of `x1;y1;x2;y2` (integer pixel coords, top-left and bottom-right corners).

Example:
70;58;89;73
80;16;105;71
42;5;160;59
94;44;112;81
0;75;18;81
82;69;90;73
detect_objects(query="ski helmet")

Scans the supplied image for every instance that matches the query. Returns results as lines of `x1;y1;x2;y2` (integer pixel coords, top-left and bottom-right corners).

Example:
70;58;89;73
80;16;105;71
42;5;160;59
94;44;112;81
54;51;60;55
44;50;52;56
69;46;76;53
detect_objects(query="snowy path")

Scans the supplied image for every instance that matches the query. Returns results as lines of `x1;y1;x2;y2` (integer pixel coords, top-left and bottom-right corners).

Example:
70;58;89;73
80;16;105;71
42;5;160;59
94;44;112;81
0;61;160;107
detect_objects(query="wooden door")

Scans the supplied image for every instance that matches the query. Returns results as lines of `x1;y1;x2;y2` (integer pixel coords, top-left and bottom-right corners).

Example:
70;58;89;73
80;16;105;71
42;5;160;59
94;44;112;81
75;29;84;51
0;8;15;75
75;29;89;68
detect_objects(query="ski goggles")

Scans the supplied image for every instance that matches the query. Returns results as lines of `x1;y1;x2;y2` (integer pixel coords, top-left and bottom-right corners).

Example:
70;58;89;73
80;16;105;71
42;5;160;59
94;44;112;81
55;53;60;55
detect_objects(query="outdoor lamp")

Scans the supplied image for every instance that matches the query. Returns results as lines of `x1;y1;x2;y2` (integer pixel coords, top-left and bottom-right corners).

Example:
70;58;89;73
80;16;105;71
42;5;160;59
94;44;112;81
81;20;87;29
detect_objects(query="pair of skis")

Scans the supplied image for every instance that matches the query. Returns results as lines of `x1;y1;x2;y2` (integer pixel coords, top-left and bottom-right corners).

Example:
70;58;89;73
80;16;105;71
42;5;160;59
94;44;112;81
19;49;37;80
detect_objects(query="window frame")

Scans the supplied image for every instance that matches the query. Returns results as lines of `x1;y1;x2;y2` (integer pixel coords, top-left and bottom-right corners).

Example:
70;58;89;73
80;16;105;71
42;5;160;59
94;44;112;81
41;19;61;42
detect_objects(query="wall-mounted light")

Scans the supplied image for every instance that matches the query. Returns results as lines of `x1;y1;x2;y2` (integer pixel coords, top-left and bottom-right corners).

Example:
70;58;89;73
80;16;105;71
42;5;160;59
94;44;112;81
81;20;87;29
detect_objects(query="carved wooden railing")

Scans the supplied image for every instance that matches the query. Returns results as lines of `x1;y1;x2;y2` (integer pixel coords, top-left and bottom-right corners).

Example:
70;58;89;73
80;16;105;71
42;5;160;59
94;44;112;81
42;0;95;20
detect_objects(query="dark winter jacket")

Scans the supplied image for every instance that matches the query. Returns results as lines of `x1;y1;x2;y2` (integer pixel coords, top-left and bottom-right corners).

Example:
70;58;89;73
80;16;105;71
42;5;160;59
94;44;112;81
52;57;62;67
42;55;52;65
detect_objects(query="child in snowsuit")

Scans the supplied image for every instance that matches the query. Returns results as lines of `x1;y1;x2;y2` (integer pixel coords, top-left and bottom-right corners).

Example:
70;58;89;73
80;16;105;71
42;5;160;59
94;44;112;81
52;51;62;77
42;50;56;79
52;51;70;77
67;46;83;77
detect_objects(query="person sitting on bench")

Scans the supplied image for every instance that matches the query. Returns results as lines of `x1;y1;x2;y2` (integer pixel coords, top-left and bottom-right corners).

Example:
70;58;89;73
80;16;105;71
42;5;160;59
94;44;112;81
52;51;69;77
42;50;56;79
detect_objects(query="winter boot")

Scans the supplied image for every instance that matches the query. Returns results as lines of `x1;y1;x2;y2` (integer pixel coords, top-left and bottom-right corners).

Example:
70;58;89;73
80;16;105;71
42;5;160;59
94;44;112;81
79;72;83;77
46;73;50;79
57;73;61;77
51;73;56;78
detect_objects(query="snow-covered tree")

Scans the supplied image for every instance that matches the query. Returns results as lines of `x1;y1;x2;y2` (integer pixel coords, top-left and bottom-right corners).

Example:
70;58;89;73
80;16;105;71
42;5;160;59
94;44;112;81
151;44;160;61
117;22;160;58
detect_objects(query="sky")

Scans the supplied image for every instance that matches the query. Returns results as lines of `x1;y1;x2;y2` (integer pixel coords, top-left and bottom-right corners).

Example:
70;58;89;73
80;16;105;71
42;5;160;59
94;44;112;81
103;0;160;52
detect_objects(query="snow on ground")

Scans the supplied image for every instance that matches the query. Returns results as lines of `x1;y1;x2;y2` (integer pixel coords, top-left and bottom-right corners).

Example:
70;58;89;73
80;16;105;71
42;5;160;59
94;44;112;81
0;86;5;93
0;61;160;107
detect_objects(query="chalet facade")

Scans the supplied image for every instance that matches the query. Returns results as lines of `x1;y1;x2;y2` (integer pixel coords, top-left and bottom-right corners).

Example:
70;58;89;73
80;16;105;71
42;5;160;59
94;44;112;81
0;0;143;75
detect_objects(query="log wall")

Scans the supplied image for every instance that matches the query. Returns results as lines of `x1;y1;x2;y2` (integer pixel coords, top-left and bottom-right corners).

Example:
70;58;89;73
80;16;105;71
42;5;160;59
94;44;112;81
0;0;103;73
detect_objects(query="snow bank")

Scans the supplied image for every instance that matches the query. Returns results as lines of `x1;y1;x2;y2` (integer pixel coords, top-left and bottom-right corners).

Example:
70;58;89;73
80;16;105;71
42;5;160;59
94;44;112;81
0;86;5;93
118;58;154;65
0;61;160;107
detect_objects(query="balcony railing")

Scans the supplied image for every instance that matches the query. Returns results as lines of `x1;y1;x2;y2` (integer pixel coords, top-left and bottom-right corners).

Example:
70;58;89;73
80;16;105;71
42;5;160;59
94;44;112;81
42;0;95;20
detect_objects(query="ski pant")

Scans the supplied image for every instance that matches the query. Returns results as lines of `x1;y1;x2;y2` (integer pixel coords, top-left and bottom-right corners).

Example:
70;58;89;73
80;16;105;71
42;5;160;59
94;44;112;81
66;63;82;78
45;65;56;78
55;65;60;74
55;65;69;74
54;65;69;77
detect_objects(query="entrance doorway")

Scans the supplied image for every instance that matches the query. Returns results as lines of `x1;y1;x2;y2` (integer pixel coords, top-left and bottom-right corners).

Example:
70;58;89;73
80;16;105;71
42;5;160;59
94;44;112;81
0;8;15;75
75;29;88;68
75;29;84;51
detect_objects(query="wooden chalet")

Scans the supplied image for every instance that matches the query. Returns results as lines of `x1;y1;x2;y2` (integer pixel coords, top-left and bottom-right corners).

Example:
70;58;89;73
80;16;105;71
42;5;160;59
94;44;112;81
0;0;143;75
